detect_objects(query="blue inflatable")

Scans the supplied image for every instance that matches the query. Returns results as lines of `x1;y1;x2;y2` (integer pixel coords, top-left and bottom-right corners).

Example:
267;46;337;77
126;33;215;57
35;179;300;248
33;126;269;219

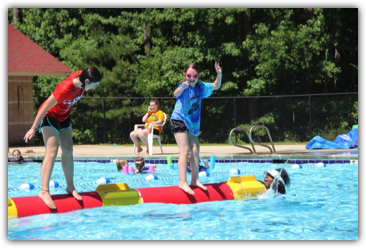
306;128;358;150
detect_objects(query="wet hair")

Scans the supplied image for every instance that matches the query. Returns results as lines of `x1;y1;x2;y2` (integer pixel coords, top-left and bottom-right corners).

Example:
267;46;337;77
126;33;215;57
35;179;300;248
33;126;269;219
134;156;145;173
116;158;128;172
12;149;24;164
274;168;290;194
150;97;159;106
78;66;102;89
185;63;200;74
12;149;21;156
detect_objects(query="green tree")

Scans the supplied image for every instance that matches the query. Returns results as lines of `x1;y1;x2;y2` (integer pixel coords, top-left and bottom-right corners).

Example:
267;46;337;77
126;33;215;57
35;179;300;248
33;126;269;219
8;8;358;144
242;8;357;96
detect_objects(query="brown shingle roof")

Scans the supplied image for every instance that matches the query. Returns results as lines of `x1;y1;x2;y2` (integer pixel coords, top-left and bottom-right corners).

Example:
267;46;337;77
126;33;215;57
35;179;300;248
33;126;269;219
8;23;72;76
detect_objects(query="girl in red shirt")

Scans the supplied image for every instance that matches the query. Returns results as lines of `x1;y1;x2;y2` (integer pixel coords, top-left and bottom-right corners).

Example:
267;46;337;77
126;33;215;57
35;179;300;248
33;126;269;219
24;66;102;209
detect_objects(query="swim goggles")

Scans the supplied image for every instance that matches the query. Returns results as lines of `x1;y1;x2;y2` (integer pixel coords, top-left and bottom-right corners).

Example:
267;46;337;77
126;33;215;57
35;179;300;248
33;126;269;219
135;160;145;171
264;170;285;186
183;73;199;79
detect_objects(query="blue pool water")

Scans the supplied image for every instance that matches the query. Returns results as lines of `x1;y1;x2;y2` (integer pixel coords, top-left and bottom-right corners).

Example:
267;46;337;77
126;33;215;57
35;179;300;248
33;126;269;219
8;160;358;240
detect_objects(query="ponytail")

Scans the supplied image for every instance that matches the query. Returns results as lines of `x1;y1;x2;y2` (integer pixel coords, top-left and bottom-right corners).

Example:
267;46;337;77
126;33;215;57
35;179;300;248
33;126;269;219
78;66;102;89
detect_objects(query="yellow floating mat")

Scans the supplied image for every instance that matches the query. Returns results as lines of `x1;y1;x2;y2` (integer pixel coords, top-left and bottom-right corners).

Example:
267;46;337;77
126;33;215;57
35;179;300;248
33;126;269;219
96;183;142;206
225;175;266;200
8;198;18;218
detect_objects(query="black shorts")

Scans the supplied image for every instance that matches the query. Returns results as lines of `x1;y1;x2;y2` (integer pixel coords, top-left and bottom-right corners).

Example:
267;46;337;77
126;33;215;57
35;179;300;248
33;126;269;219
170;119;188;135
138;127;160;136
39;116;72;134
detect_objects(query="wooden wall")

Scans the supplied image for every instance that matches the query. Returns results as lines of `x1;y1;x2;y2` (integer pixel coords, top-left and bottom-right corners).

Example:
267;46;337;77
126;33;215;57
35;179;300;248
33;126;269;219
8;76;35;146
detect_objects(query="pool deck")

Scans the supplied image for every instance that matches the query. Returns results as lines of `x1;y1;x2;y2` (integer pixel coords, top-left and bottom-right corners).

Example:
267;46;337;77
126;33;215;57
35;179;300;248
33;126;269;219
9;144;359;161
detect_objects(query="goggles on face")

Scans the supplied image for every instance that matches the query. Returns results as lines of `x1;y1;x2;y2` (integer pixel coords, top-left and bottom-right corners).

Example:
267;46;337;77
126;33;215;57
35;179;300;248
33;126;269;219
183;72;199;79
264;170;285;186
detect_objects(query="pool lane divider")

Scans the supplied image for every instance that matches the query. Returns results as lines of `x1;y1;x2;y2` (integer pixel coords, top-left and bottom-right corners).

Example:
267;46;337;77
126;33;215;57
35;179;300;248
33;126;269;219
8;162;338;193
10;158;345;194
8;175;266;219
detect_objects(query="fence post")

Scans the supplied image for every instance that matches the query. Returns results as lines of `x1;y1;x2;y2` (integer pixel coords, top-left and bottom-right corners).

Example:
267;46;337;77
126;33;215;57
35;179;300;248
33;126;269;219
103;98;106;143
309;95;312;138
162;99;164;144
234;98;237;143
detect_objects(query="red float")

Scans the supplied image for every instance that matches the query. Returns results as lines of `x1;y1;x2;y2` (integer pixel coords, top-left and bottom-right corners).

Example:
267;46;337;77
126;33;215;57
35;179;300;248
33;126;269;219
12;192;103;218
137;183;234;204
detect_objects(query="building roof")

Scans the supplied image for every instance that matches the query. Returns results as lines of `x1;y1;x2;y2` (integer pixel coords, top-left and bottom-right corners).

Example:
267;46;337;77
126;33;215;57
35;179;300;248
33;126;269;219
8;23;72;76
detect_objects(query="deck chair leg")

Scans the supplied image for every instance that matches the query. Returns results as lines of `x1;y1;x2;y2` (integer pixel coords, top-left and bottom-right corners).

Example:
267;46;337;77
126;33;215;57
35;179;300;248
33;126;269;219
148;134;153;156
158;137;163;154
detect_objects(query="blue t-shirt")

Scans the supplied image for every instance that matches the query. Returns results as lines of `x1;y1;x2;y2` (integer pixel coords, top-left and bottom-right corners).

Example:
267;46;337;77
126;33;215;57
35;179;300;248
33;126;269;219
171;81;213;136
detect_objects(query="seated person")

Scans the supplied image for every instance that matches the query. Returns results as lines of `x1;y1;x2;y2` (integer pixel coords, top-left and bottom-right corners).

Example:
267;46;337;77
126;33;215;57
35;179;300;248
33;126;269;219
130;97;165;155
259;168;290;194
134;156;157;174
116;158;128;172
9;149;25;164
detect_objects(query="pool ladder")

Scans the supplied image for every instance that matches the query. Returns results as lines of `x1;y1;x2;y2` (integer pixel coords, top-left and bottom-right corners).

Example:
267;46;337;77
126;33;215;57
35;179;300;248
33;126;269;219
229;125;277;154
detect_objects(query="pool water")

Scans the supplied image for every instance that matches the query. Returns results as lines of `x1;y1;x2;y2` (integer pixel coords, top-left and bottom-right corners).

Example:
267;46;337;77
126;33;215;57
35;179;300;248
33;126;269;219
8;160;358;240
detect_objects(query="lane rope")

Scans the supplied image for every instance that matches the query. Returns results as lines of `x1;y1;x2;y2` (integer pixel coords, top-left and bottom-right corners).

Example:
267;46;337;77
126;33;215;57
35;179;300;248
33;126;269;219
8;162;357;192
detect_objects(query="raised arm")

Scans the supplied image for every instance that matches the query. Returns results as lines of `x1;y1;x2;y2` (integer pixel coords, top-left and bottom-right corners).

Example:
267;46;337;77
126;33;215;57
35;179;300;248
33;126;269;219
174;81;189;97
212;61;222;90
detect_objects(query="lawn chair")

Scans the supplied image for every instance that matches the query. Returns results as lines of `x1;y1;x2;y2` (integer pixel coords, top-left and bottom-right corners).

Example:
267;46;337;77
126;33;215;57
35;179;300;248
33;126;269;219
133;112;167;155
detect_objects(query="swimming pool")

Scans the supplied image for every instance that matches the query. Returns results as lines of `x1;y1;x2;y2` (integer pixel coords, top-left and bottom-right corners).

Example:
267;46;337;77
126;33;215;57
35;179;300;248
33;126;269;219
8;159;358;240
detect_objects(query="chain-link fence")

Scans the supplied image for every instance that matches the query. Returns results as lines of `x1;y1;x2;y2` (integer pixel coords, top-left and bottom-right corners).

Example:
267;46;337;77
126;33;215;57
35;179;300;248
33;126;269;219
33;93;358;146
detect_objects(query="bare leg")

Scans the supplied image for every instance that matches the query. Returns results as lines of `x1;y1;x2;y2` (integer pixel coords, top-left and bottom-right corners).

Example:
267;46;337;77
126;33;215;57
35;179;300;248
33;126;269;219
130;130;143;154
59;128;82;201
39;127;59;209
174;131;194;195
138;129;150;155
188;133;207;190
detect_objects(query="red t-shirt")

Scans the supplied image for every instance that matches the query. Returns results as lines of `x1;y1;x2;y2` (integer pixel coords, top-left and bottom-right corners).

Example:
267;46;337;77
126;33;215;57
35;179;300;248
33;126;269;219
39;71;84;122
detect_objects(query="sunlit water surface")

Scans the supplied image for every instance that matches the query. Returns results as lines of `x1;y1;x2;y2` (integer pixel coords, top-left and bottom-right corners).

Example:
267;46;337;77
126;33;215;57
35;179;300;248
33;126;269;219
8;161;358;240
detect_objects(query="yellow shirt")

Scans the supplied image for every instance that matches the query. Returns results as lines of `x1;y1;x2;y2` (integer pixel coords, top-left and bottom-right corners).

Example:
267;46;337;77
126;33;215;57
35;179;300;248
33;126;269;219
145;110;165;132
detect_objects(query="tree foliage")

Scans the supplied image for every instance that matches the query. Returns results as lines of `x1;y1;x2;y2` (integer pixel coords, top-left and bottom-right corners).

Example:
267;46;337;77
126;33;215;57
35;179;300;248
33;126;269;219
9;8;357;97
8;8;358;144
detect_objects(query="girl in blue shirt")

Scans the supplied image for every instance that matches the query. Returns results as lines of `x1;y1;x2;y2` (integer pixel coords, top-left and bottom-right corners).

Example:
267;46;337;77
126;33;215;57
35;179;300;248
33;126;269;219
170;62;222;195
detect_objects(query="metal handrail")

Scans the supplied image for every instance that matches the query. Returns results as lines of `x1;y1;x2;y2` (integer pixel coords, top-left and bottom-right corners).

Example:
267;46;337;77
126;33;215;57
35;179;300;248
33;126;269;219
229;128;255;154
249;125;277;154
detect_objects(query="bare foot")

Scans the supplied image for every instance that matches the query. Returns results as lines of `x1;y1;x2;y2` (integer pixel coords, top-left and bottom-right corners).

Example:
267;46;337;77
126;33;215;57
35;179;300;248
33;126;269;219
191;179;207;191
136;148;143;155
39;189;56;209
179;182;195;195
145;151;149;155
66;187;82;201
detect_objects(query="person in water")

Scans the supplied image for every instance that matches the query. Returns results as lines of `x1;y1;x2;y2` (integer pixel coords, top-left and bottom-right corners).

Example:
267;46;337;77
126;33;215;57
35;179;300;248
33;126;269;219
10;149;25;164
187;150;210;173
134;156;157;174
116;158;128;172
259;168;290;194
